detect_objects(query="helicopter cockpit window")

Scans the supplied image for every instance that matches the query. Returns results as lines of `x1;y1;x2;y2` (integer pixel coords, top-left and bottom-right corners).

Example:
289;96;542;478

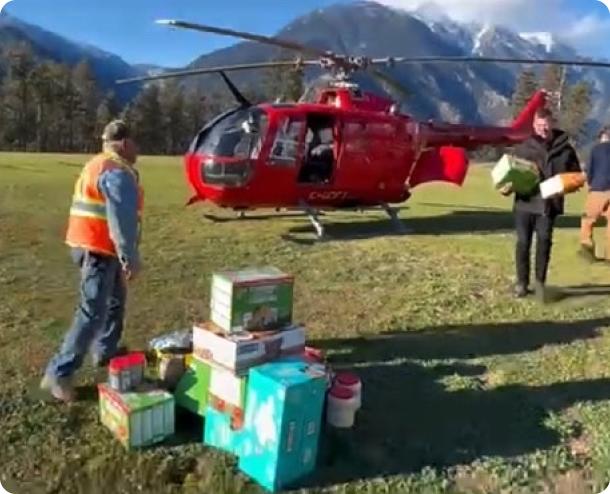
196;108;267;159
195;108;268;186
269;117;304;166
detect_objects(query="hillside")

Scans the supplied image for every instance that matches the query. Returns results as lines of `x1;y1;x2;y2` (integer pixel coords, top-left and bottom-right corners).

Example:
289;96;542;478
182;1;610;126
0;10;142;103
1;1;609;127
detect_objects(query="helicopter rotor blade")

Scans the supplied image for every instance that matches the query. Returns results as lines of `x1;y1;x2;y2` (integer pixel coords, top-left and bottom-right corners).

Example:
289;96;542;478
115;60;318;84
156;19;338;62
368;66;412;100
370;55;610;69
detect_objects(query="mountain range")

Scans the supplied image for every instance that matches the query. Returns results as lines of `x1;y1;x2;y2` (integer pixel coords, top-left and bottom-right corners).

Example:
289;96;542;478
1;1;609;129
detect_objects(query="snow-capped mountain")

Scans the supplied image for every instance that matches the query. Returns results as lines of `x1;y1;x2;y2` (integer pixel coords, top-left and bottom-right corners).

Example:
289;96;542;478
1;1;609;128
182;1;610;127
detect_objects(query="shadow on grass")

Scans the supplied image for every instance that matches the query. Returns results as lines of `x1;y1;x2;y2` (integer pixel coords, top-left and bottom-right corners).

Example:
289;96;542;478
59;161;85;168
202;206;407;224
309;362;610;488
282;210;583;244
302;316;610;488
417;202;507;212
553;284;610;301
313;316;609;362
0;163;48;173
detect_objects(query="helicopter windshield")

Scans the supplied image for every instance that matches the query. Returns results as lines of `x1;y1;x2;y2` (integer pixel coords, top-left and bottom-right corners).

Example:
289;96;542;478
193;107;268;186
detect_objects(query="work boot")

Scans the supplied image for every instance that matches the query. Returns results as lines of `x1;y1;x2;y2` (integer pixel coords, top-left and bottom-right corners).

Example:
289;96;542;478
579;243;596;260
92;345;129;368
578;244;598;263
40;375;76;403
513;283;529;298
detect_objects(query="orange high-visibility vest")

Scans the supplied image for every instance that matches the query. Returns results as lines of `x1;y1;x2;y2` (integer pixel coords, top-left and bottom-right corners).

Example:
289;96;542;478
65;151;144;257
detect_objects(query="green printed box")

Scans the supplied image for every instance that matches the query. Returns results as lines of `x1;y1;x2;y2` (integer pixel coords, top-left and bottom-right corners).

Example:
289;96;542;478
98;383;174;450
491;154;540;195
210;267;294;333
173;358;211;417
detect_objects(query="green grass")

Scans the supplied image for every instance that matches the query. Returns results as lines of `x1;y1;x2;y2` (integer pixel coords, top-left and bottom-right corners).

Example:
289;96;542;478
2;152;610;494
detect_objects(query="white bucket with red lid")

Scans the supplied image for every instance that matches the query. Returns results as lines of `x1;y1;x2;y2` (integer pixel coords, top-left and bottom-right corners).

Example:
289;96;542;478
334;372;361;409
326;385;358;428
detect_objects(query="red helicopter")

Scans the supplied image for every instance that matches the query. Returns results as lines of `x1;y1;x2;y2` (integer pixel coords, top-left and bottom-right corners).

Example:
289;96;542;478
117;20;610;239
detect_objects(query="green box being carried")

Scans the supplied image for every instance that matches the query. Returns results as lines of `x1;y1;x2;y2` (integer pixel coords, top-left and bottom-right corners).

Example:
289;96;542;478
210;267;294;333
491;154;540;195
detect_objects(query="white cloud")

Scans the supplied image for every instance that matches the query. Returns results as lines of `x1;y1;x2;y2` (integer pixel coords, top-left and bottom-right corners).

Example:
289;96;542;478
374;0;610;56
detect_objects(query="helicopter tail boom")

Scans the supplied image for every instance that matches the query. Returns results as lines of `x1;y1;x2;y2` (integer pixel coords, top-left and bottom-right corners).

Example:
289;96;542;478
510;89;547;135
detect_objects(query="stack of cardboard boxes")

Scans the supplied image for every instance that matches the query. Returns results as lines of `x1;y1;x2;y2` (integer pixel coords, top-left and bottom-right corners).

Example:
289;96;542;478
174;267;331;492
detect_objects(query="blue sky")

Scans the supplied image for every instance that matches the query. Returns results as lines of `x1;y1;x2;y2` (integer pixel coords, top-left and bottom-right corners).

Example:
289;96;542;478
4;0;349;66
4;0;610;66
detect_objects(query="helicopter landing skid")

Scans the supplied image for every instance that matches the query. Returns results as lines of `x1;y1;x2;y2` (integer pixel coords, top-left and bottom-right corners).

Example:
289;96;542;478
299;201;326;240
380;202;407;233
203;213;229;223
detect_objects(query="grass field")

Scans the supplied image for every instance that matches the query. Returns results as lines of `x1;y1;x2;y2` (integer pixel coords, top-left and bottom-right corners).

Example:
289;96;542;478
2;152;610;494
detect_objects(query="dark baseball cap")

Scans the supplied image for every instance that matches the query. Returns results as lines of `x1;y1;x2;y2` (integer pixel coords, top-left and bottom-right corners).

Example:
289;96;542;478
599;125;610;138
102;120;131;141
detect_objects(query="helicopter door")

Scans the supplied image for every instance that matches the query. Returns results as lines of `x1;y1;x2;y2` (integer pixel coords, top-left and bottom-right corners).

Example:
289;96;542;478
299;113;337;185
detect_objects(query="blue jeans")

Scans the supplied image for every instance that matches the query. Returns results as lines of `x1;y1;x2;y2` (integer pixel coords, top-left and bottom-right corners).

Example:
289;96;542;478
45;248;127;380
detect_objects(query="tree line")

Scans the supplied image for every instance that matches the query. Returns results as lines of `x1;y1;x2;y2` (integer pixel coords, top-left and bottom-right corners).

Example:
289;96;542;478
470;65;594;162
510;65;593;147
0;43;304;155
0;41;596;157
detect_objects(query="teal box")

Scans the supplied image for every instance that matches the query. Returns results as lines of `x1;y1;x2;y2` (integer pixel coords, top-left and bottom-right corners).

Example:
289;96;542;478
238;357;327;492
203;405;246;456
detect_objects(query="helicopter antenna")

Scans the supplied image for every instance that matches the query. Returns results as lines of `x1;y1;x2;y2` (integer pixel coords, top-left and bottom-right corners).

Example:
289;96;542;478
218;71;251;108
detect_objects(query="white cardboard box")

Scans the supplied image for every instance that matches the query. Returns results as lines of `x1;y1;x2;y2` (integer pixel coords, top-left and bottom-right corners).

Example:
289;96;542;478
539;173;586;199
192;322;306;375
539;176;563;199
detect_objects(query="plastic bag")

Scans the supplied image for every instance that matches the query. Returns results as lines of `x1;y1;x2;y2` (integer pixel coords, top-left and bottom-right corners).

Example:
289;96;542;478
148;330;192;353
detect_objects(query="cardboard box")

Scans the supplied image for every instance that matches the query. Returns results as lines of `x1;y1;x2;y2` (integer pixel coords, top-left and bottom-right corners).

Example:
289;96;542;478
540;172;586;199
238;356;327;492
174;356;249;417
203;379;249;456
98;383;175;449
173;358;211;416
192;321;306;376
491;154;540;195
210;267;294;333
204;405;247;456
209;364;248;411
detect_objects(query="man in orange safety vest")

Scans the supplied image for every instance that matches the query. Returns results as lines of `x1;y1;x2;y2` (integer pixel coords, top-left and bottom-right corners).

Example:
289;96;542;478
41;120;144;402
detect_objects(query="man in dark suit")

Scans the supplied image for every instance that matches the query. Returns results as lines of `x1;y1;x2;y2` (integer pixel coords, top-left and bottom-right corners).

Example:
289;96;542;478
500;107;582;301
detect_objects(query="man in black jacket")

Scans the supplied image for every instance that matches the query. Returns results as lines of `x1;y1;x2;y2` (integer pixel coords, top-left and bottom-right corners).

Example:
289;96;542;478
500;107;582;301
